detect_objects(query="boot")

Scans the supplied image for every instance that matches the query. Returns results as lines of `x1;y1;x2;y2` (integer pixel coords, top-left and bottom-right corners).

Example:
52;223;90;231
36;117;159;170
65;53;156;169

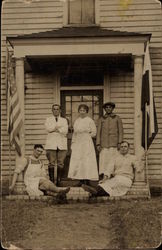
57;167;62;186
48;167;54;183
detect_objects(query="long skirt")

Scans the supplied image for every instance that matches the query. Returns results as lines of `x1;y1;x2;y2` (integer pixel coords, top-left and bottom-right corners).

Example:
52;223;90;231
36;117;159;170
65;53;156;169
68;133;99;180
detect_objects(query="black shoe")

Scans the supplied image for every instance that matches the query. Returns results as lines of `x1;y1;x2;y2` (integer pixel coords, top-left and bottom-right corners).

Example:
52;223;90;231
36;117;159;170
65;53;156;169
82;184;98;195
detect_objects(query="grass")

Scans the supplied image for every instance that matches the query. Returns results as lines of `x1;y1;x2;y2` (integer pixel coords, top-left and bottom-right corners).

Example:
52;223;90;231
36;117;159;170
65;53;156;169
1;197;162;249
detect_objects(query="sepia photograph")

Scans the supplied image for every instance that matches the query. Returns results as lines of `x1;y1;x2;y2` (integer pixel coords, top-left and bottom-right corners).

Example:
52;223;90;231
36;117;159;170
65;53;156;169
1;0;162;249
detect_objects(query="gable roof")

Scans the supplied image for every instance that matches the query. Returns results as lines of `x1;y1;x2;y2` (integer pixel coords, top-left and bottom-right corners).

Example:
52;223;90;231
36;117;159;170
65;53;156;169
7;26;151;40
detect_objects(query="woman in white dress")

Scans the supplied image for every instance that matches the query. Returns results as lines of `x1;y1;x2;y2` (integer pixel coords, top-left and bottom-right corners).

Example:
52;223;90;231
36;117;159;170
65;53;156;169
68;104;99;185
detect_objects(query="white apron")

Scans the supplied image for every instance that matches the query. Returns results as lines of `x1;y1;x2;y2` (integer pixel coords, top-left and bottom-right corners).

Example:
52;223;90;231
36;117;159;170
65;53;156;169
24;158;46;196
68;132;99;180
99;175;132;197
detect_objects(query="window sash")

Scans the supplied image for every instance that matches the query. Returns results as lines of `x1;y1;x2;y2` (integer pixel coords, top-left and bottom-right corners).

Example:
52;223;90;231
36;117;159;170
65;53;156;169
68;0;95;24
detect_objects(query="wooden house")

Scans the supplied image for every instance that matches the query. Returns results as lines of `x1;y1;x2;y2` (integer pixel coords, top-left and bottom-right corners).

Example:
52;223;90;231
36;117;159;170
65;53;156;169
1;0;162;196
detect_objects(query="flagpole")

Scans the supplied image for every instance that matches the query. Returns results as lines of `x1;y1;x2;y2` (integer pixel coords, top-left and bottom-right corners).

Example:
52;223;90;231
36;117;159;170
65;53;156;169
145;103;151;198
6;43;12;192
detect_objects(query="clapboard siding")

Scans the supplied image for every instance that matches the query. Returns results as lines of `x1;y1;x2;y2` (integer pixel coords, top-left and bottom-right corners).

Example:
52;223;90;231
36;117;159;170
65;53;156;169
1;0;162;183
24;73;57;167
110;72;134;151
99;0;162;47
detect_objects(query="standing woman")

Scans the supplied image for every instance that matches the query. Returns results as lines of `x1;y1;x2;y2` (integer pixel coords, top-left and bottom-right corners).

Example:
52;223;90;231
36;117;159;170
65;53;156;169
68;104;99;185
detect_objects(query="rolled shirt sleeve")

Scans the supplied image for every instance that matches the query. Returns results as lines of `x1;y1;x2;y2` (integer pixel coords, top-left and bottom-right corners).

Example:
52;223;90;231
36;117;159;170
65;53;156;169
14;158;28;174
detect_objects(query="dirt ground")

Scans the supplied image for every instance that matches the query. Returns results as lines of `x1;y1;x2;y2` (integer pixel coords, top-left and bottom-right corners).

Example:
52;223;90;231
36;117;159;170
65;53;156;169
1;197;162;250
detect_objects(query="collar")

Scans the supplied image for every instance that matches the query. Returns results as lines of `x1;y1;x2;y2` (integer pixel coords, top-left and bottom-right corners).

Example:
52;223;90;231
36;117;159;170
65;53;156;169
103;113;116;119
53;115;60;119
30;155;40;161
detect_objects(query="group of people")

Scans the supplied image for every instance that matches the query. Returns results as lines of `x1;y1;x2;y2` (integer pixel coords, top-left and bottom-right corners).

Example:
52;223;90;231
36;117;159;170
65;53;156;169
9;102;144;198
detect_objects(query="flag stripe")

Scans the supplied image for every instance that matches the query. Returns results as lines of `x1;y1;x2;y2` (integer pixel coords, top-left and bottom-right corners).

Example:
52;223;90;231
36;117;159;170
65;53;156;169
8;106;21;133
7;48;23;156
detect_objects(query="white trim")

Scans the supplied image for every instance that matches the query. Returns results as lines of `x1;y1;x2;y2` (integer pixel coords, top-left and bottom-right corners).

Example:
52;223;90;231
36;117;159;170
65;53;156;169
63;0;68;26
95;0;100;25
10;36;149;46
13;42;145;58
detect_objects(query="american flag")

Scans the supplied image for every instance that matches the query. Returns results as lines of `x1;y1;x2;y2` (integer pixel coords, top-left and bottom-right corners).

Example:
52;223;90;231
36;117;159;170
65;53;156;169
7;48;23;156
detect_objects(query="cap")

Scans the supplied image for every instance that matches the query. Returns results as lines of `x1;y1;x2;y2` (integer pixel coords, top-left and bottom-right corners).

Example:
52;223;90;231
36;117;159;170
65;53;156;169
102;102;115;109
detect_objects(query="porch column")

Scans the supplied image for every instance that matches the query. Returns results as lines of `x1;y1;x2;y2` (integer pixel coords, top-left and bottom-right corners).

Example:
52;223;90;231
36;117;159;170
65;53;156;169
134;55;145;182
15;57;25;193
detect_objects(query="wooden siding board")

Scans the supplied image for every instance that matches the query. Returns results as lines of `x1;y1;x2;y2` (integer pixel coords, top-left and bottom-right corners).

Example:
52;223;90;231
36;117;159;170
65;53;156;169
99;0;161;5
99;5;161;11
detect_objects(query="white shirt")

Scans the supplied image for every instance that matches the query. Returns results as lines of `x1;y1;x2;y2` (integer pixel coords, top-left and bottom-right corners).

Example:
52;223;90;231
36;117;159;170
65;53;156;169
44;116;68;150
104;153;144;180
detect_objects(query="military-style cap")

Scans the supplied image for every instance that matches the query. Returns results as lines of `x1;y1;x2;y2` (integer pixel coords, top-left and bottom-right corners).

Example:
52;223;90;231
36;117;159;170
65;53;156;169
102;102;115;109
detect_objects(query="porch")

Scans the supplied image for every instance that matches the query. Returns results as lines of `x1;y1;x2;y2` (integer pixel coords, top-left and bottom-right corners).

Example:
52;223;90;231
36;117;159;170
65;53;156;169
7;26;151;198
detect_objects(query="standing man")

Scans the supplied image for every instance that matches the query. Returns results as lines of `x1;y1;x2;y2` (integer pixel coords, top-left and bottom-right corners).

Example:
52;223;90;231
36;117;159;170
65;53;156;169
96;102;123;180
45;104;68;185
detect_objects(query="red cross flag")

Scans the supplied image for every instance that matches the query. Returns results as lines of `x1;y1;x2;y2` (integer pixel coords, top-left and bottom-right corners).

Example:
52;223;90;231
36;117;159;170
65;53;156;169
141;42;158;150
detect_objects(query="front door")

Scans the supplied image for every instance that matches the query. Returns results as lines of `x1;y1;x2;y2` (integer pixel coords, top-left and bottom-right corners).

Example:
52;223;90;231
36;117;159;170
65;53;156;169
61;90;103;180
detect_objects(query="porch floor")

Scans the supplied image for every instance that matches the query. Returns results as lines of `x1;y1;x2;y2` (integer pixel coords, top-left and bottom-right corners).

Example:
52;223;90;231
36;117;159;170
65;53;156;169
4;184;151;202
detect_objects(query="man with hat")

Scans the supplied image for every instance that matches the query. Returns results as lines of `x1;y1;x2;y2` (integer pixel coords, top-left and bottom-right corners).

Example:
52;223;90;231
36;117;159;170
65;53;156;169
96;101;123;180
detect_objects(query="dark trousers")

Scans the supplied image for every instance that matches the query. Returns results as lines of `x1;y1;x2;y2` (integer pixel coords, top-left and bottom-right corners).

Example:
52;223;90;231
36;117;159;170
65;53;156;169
46;149;67;184
96;185;109;196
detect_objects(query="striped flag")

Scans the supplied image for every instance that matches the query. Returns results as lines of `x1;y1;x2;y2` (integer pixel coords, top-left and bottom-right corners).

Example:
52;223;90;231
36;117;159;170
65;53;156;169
141;42;158;150
7;48;23;156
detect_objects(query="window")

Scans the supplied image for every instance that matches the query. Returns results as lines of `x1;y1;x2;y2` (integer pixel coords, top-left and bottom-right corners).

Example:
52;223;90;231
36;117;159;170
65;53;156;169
61;90;103;128
67;0;95;25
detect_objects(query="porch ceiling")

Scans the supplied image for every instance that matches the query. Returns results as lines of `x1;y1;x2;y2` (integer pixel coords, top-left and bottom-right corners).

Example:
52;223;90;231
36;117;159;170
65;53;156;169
7;26;151;58
25;54;133;73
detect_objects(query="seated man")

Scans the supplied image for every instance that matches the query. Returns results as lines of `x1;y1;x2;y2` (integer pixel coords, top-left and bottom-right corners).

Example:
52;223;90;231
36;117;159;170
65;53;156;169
82;141;144;197
9;144;70;197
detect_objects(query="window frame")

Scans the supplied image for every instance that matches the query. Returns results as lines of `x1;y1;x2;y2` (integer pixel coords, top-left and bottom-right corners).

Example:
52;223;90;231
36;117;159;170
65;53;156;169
63;0;100;26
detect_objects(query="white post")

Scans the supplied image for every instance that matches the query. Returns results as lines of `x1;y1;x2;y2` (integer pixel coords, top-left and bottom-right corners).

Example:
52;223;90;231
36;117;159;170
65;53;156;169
134;55;145;182
15;57;25;193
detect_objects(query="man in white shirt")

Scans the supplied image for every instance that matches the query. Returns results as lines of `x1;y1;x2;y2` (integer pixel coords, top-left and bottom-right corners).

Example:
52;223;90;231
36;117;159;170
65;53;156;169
82;141;144;197
45;104;68;185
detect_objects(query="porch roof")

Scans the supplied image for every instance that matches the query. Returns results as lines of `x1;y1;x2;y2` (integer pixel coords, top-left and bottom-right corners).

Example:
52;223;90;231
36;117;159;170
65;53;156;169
7;27;151;58
7;26;151;40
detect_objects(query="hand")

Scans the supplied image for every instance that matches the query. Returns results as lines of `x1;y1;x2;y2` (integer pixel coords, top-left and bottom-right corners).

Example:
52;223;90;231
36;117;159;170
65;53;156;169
117;143;121;150
97;145;101;152
99;175;109;184
9;185;14;193
55;125;59;132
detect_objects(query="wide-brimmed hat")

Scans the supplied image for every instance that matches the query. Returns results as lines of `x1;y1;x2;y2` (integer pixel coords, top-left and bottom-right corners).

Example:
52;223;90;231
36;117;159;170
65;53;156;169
103;102;115;109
